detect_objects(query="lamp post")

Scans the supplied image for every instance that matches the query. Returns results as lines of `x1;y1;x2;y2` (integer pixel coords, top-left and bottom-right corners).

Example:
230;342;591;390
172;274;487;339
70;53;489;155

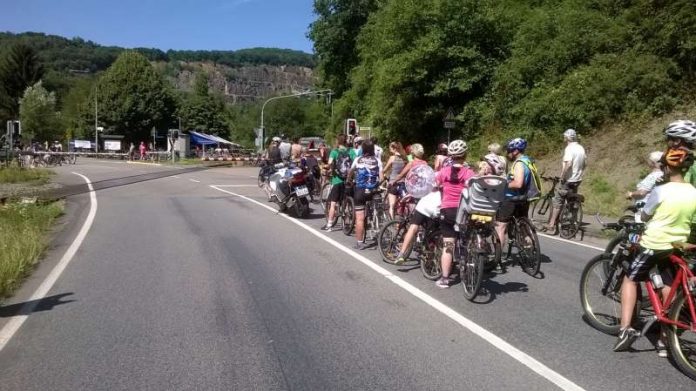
259;89;333;147
94;87;99;153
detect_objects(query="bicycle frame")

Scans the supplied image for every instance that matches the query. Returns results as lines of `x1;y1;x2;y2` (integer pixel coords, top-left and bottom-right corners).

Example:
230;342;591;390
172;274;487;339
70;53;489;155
644;254;696;332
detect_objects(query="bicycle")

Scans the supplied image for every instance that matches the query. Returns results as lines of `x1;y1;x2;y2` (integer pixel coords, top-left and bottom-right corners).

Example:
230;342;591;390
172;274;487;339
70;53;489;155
580;241;696;380
504;210;542;277
361;183;389;243
531;176;584;239
377;211;443;279
456;175;506;300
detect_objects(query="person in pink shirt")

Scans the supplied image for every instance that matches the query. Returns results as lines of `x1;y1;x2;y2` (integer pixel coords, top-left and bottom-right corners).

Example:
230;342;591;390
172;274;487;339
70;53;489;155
434;139;476;288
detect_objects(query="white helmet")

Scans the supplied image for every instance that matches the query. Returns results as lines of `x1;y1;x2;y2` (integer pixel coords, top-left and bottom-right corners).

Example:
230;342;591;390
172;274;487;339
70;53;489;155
563;128;577;141
447;139;468;157
664;120;696;143
272;136;281;143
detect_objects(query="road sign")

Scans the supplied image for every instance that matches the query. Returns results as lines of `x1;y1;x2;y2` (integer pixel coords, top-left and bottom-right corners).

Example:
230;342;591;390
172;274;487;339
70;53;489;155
444;107;455;121
444;121;455;129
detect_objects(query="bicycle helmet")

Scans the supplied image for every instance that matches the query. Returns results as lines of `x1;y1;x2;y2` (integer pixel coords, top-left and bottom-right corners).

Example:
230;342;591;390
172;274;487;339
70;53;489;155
664;120;696;143
483;154;505;175
506;138;527;153
447;139;468;157
563;128;577;141
272;136;281;143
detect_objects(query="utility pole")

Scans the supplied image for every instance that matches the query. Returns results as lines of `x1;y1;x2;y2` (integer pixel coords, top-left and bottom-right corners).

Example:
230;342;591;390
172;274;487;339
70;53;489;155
94;87;99;154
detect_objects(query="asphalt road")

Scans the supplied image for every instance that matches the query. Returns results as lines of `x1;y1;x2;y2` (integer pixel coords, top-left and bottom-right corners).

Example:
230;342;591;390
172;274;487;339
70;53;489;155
0;160;693;390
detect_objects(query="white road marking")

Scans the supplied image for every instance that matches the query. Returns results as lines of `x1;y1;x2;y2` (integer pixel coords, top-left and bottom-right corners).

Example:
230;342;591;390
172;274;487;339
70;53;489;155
538;233;604;252
210;185;585;391
210;184;257;188
172;175;180;178
0;172;98;352
189;179;201;183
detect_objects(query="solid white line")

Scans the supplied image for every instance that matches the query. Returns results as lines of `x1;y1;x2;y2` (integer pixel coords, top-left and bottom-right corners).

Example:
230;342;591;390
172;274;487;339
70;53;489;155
0;172;98;352
538;233;604;252
172;175;180;179
209;185;585;391
210;184;257;188
189;179;201;183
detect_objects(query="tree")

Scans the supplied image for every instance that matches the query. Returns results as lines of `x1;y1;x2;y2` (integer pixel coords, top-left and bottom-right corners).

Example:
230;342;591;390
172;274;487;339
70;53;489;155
0;43;44;120
97;51;177;142
308;0;381;96
60;76;96;140
19;81;59;142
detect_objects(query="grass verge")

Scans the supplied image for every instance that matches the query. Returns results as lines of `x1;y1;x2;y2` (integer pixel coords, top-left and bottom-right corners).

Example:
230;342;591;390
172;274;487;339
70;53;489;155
0;200;64;299
0;167;53;184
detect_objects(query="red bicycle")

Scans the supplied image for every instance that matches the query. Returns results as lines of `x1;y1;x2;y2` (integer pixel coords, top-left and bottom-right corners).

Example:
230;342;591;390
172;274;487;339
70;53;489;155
580;241;696;380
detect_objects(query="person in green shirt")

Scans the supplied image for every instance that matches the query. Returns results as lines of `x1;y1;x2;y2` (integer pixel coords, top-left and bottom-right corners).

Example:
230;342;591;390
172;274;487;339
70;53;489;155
614;148;696;353
322;134;357;231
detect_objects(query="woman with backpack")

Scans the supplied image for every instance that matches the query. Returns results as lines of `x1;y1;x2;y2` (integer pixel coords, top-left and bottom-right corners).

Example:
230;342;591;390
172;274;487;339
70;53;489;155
348;140;383;249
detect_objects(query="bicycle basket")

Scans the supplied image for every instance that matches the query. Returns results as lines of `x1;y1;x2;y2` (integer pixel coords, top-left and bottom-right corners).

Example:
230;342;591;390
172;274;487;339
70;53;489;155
456;176;506;225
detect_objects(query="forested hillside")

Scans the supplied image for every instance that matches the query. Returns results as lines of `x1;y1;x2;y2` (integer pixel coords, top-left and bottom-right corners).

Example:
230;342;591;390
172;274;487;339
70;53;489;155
310;0;696;153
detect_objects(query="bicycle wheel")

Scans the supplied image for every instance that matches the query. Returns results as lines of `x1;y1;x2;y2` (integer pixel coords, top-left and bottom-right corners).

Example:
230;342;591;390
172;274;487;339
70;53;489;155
378;219;412;264
665;291;696;381
484;227;503;270
419;230;443;280
559;201;583;239
530;197;549;221
515;218;541;276
460;232;485;301
342;197;355;236
579;253;632;335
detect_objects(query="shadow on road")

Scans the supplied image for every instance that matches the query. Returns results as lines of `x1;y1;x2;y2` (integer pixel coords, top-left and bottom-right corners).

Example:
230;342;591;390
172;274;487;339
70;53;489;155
0;293;75;317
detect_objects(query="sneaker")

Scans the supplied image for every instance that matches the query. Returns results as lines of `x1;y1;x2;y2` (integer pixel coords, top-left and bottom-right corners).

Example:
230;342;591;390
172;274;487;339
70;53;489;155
394;255;406;265
321;224;334;231
656;340;668;358
613;327;640;352
435;277;450;289
353;242;368;250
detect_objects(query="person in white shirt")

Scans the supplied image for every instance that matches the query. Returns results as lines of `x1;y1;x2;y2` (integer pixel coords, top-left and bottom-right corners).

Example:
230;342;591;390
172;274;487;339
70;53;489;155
626;151;664;206
371;137;383;162
544;128;586;234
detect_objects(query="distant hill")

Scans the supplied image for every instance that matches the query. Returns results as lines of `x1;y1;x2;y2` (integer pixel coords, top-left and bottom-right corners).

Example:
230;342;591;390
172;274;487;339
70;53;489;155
0;31;316;73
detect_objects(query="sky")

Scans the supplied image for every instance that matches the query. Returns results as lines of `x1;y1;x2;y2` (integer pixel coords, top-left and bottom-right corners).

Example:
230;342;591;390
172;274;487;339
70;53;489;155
1;0;316;53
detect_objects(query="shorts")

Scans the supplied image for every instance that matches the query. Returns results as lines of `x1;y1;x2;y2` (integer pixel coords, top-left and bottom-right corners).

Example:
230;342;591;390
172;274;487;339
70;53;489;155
388;182;406;197
496;199;529;223
329;183;345;203
439;208;458;239
626;247;675;285
553;181;581;207
410;210;429;226
354;187;376;211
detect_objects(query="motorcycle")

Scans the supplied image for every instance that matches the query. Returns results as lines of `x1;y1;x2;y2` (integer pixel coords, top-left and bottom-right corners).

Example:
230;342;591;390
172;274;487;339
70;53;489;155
266;162;311;218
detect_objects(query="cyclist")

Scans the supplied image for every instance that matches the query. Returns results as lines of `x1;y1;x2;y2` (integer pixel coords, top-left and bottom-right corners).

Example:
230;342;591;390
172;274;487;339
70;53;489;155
664;119;696;245
382;141;407;219
484;143;507;176
626;151;663;206
544;129;586;234
495;138;534;250
279;136;291;161
290;137;303;162
353;136;364;157
268;137;282;164
348;140;383;249
322;134;356;231
433;140;476;288
371;136;384;162
478;153;506;177
614;148;696;353
433;143;449;171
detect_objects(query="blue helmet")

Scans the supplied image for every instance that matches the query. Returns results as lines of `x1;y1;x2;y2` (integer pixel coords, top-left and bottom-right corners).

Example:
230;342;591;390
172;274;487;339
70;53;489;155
506;138;527;153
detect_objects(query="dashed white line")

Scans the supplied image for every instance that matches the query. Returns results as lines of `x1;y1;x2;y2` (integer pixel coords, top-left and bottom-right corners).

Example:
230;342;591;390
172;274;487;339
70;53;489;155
210;185;585;391
189;179;201;183
0;172;98;352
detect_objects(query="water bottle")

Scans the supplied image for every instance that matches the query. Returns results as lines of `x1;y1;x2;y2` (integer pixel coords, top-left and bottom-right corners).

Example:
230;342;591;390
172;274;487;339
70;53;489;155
649;268;664;289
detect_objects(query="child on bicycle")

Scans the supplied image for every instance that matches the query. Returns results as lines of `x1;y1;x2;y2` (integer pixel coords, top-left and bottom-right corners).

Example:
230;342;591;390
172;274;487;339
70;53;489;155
614;148;696;354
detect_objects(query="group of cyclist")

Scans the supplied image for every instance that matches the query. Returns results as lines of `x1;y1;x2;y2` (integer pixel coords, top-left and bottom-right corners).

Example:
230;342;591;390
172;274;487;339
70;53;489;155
315;129;554;289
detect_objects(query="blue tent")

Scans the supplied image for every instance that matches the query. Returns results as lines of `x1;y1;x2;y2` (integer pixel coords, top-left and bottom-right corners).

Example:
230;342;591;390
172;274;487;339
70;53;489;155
189;131;218;146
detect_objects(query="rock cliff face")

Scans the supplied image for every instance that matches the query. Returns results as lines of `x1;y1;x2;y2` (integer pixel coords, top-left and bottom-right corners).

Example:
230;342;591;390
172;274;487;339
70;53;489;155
162;62;316;103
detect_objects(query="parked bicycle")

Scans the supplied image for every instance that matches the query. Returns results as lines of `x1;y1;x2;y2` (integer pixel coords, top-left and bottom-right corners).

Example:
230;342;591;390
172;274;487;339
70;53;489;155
504;211;541;276
531;175;584;239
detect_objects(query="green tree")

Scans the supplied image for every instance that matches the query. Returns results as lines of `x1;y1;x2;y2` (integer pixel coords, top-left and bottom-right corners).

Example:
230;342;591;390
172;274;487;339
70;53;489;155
0;43;44;121
19;81;59;142
60;76;96;140
97;51;176;142
308;0;381;96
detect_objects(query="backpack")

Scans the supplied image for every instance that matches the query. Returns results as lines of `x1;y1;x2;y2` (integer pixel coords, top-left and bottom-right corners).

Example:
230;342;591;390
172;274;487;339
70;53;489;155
516;156;542;201
333;148;353;179
356;156;380;189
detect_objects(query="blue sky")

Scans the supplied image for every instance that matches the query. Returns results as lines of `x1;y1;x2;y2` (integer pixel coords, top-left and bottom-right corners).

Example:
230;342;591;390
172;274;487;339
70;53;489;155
1;0;316;53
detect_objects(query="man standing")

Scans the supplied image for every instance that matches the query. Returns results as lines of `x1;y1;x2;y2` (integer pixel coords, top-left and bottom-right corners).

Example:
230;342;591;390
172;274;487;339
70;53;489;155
371;136;383;162
322;134;356;231
545;128;586;234
279;135;292;162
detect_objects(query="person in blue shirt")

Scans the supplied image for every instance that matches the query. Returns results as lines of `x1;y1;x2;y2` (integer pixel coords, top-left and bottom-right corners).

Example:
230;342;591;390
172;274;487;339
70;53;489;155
495;138;533;250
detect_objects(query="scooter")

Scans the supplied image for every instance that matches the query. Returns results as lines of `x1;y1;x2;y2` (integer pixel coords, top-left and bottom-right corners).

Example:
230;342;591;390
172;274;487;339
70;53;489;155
267;162;311;218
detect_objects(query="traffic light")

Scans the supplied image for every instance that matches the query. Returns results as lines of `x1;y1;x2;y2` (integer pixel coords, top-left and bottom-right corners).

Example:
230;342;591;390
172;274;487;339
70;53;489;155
346;118;358;136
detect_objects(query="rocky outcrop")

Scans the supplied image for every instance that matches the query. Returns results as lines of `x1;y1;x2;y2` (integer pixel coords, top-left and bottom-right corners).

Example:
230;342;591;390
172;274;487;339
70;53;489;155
165;62;316;103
